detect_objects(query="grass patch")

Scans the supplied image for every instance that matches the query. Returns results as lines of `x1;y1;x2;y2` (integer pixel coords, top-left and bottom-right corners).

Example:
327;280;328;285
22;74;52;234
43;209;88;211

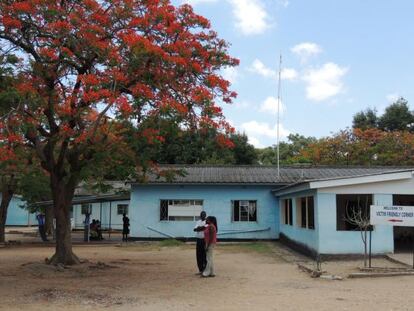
117;239;186;251
158;239;184;247
240;243;273;253
219;242;274;254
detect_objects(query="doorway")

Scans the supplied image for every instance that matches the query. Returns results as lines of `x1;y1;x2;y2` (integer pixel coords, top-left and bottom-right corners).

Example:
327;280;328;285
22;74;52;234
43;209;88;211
393;195;414;252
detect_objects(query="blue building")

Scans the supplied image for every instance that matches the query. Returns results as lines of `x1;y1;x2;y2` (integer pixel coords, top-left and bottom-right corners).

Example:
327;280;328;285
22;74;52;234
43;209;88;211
71;194;130;230
1;195;36;226
129;165;414;256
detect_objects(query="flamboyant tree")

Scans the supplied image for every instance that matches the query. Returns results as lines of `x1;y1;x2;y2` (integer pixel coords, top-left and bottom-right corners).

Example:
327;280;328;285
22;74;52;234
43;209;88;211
297;128;414;166
0;52;24;243
0;0;238;264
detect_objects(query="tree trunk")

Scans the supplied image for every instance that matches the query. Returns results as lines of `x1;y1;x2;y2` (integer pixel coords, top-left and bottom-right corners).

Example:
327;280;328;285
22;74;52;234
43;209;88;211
0;186;14;243
48;176;80;265
44;206;54;236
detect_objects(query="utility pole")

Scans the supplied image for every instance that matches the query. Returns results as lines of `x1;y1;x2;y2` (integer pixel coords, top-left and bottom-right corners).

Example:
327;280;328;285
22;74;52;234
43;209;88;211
276;54;282;179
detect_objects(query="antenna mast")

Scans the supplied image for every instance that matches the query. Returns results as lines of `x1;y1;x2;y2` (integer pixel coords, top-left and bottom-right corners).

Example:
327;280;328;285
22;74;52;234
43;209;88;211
276;54;282;179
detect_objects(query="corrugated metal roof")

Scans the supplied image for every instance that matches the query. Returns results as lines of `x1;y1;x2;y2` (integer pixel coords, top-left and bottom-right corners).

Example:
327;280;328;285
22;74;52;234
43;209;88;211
31;193;130;208
137;165;412;185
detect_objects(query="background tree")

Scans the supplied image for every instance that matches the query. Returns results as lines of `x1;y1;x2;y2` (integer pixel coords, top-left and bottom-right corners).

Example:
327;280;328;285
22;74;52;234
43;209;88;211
0;0;238;264
124;116;256;165
352;108;378;130
256;134;316;165
378;98;414;132
296;128;414;166
0;52;25;243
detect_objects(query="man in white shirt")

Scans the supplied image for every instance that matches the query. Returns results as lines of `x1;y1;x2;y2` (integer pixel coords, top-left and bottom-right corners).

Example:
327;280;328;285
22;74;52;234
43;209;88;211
193;211;207;274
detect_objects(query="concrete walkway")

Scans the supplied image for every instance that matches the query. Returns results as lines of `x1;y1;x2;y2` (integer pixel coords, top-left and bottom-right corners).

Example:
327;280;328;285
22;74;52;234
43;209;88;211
387;252;414;267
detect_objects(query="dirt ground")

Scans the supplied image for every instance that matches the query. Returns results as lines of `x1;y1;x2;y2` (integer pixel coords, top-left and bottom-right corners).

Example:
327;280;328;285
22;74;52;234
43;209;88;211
1;242;414;311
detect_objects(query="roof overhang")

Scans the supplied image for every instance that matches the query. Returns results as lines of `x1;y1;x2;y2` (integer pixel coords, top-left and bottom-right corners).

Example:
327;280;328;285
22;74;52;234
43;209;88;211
273;170;414;196
130;182;289;186
31;193;130;208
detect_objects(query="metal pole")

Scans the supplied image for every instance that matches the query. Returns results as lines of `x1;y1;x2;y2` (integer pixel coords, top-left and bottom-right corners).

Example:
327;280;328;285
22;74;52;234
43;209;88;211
369;227;372;268
276;54;282;179
109;201;112;240
100;202;102;224
87;213;90;243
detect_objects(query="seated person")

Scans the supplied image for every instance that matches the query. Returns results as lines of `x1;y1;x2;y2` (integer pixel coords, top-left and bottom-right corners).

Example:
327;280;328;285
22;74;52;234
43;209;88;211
90;220;99;240
96;220;104;240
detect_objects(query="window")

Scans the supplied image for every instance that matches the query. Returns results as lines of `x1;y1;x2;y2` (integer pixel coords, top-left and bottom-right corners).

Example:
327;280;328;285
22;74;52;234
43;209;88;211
232;200;257;222
282;199;293;225
81;203;92;215
296;196;315;229
336;194;372;231
117;204;129;215
393;195;414;206
160;200;203;221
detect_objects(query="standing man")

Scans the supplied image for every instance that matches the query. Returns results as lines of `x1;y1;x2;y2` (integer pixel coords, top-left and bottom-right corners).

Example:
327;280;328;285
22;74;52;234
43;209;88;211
193;211;207;274
36;213;48;242
122;213;130;242
83;211;91;242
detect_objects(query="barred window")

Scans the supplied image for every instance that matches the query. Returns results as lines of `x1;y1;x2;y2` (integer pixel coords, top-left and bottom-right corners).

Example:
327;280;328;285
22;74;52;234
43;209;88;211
232;200;257;222
296;197;315;230
282;199;293;225
117;204;129;215
81;204;92;215
160;200;203;221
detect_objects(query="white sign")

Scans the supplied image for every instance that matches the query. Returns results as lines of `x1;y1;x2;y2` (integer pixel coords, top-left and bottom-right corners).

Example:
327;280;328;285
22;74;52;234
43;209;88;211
370;205;414;227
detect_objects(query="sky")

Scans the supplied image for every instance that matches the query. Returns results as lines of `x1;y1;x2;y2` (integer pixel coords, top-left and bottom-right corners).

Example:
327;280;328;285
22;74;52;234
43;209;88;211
172;0;414;148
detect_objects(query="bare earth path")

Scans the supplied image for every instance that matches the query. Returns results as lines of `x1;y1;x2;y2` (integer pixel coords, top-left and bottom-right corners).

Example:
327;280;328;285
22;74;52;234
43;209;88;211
1;242;414;311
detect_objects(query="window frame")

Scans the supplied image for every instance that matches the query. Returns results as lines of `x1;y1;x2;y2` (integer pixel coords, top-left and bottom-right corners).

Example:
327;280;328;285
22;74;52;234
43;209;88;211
336;194;372;231
296;196;315;230
117;204;129;215
232;200;258;222
282;198;293;226
81;203;92;215
159;199;204;222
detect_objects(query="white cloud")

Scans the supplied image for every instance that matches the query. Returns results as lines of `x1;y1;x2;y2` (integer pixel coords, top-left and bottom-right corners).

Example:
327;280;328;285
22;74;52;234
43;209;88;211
228;0;270;35
279;0;290;8
183;0;271;36
291;42;322;63
248;136;264;148
249;59;277;79
181;0;218;5
240;120;290;140
259;96;286;115
221;66;239;85
281;68;298;81
302;62;348;102
249;59;298;81
386;93;400;103
237;100;251;109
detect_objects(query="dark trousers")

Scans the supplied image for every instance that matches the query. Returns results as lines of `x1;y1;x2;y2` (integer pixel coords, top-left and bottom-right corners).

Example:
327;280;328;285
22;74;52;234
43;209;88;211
196;238;207;272
38;225;47;242
122;233;128;242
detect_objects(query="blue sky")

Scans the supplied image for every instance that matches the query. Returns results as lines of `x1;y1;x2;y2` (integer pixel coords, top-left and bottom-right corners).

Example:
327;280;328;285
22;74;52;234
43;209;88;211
174;0;414;148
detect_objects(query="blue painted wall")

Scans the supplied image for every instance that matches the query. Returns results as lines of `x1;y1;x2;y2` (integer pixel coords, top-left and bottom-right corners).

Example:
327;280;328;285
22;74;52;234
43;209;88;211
1;195;36;226
130;185;279;239
317;192;394;254
279;190;319;252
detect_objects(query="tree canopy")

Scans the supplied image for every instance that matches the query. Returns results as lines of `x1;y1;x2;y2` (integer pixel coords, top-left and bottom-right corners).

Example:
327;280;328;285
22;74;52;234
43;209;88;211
353;98;414;132
0;0;238;264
